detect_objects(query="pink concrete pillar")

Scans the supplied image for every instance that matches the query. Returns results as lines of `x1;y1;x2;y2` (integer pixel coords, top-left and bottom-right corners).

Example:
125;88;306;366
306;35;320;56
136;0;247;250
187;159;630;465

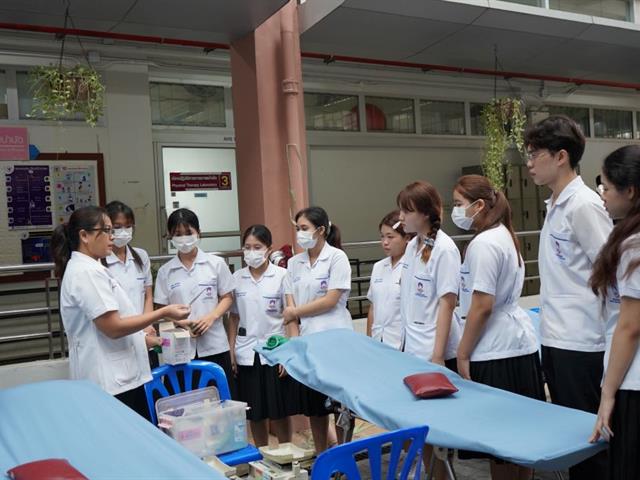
230;0;309;250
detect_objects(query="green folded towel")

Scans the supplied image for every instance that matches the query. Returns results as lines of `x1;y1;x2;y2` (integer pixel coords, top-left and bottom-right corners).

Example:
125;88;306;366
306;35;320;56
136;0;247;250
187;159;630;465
263;335;290;350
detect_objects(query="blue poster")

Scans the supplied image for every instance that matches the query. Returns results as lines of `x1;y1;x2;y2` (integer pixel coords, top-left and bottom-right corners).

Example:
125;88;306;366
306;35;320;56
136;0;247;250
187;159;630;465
5;165;53;229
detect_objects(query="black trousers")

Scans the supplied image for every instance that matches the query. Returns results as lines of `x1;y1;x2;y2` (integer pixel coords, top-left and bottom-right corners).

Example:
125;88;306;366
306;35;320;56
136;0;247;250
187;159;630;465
541;346;608;480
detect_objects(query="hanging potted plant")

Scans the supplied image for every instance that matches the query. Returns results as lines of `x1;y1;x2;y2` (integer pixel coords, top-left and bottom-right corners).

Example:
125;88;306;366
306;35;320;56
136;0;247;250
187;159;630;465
29;64;105;127
481;98;526;191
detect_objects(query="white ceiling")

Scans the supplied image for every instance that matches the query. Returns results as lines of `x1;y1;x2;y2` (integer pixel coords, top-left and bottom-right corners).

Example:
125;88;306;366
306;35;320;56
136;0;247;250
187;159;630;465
0;0;288;43
299;0;640;84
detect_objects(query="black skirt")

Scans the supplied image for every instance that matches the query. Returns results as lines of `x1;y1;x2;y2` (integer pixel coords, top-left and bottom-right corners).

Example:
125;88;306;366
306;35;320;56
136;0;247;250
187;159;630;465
237;353;300;421
297;382;331;417
609;389;640;480
459;351;545;461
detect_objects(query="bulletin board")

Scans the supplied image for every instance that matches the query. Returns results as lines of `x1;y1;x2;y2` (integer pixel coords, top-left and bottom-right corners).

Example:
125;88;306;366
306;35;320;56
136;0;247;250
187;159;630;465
1;153;105;282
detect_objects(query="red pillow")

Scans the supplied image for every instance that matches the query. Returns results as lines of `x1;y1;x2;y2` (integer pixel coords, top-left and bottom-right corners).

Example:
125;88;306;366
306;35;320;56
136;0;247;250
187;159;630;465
7;459;87;480
404;372;459;398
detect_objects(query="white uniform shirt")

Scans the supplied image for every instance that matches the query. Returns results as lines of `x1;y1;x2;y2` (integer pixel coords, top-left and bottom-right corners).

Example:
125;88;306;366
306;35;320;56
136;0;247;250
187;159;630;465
285;242;353;336
603;234;640;391
104;247;152;315
60;251;152;395
400;230;461;361
366;257;403;349
538;176;612;352
231;263;287;366
459;225;538;361
154;248;235;357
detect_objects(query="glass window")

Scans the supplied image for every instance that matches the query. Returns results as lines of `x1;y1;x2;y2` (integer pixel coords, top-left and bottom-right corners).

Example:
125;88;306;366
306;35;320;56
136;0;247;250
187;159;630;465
304;92;359;131
0;70;7;119
150;82;225;127
420;100;465;135
548;106;591;137
364;96;415;133
549;0;631;21
594;109;633;139
505;0;543;5
17;70;84;121
470;103;488;136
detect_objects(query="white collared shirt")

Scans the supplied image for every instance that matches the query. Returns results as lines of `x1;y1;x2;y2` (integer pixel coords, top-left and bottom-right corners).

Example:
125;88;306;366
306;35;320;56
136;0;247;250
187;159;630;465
538;176;612;352
285;242;353;336
231;263;287;366
366;256;403;349
104;247;152;315
603;234;640;391
459;225;538;361
400;230;461;361
60;251;152;395
154;248;235;357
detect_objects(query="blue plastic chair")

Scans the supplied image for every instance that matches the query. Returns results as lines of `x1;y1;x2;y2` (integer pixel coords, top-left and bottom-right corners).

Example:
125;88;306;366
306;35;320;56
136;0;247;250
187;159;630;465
311;426;429;480
143;360;262;466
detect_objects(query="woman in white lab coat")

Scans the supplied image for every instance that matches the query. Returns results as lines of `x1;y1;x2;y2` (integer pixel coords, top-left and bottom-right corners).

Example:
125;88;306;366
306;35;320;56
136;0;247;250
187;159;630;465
52;206;190;419
102;200;162;368
366;210;411;349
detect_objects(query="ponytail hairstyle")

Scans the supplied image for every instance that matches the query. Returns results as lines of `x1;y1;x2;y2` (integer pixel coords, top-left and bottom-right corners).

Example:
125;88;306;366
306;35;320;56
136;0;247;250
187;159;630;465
379;209;410;238
455;174;522;266
51;206;107;278
242;224;273;248
396;181;442;263
294;206;342;250
101;200;143;271
591;145;640;298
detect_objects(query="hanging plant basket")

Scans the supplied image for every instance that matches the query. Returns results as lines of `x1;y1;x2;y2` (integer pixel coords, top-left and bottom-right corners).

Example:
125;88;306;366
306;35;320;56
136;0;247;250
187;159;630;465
29;65;105;127
481;98;526;191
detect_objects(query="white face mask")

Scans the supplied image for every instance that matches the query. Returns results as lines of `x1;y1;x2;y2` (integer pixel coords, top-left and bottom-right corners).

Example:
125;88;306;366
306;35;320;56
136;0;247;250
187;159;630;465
296;229;318;250
451;201;480;231
244;249;267;269
171;234;199;254
112;227;133;248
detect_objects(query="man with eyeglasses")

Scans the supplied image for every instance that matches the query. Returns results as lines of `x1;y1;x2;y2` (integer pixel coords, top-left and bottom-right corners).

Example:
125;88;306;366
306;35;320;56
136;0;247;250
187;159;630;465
524;115;612;479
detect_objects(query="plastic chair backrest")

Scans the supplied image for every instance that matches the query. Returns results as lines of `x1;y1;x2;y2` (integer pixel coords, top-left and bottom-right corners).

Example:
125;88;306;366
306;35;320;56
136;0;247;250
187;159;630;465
311;425;429;480
143;360;231;425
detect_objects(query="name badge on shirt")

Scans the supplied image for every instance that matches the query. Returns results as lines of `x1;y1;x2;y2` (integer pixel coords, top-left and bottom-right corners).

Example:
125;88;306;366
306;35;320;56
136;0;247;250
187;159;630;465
373;278;383;284
460;270;471;294
550;231;571;264
169;282;182;291
609;284;621;305
315;275;329;295
263;296;282;314
414;276;431;298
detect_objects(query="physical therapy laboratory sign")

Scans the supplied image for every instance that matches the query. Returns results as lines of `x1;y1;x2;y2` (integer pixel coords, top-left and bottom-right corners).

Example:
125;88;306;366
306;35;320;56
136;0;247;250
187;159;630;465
169;172;232;191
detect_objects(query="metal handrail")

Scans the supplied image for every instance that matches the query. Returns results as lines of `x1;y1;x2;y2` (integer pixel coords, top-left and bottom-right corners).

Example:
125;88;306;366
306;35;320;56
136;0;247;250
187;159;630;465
0;230;542;361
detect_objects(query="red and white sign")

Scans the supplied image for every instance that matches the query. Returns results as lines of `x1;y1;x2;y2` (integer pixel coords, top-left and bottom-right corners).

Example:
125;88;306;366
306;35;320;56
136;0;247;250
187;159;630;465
170;172;232;191
0;127;28;161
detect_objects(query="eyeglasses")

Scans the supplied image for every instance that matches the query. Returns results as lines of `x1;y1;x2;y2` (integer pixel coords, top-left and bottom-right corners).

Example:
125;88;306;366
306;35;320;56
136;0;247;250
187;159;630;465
85;227;115;235
525;149;547;161
595;175;606;196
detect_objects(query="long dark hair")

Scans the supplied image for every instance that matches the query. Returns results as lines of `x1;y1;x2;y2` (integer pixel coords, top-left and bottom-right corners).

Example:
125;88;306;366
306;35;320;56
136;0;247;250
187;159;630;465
591;145;640;298
295;206;342;250
455;174;522;265
51;206;107;278
396;181;442;263
101;200;143;270
379;209;409;237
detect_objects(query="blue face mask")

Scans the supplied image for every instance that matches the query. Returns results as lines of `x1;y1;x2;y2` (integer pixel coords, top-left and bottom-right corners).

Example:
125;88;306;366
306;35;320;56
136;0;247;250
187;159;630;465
451;201;479;231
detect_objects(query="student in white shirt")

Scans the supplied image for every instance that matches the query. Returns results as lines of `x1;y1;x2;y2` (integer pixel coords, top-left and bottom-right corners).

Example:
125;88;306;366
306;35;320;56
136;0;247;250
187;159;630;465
396;181;461;480
524;115;611;480
154;209;236;391
453;174;544;480
396;181;461;367
52;206;190;419
589;146;640;480
366;210;411;349
102;201;162;368
229;224;296;447
283;206;352;453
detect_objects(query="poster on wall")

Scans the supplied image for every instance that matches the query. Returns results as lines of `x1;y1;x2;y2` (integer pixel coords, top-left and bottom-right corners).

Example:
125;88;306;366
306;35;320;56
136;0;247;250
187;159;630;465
4;165;53;229
53;165;97;224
